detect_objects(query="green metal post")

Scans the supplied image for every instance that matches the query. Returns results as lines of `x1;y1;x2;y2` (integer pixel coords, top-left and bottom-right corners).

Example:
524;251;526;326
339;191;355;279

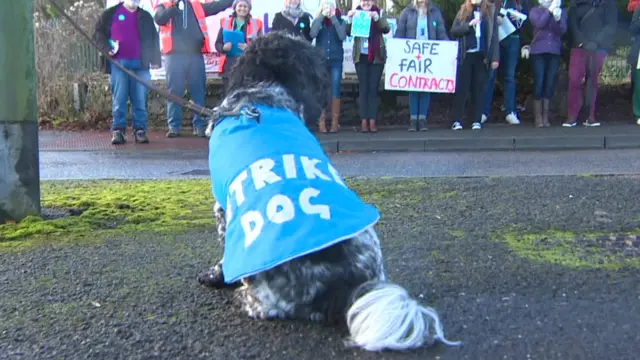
0;1;41;223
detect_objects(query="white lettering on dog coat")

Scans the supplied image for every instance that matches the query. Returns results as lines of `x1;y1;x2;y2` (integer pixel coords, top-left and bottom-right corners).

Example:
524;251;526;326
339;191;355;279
208;105;380;283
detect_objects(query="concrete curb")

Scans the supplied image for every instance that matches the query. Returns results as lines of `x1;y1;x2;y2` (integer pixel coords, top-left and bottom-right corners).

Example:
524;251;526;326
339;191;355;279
319;134;640;153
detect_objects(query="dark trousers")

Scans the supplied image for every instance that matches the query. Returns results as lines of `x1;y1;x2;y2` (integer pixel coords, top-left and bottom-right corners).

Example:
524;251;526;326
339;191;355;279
165;53;206;131
450;52;489;125
531;53;561;100
355;55;384;119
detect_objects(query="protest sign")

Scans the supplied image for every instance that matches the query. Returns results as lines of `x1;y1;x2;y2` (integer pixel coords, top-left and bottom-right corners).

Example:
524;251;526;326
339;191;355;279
350;10;372;38
384;38;458;93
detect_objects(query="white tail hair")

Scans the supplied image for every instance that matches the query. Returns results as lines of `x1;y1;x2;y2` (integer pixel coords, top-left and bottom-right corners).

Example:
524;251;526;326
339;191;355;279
345;281;461;352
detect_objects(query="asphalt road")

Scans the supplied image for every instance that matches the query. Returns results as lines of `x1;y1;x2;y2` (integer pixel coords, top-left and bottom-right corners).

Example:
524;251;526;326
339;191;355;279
2;176;640;359
39;148;640;180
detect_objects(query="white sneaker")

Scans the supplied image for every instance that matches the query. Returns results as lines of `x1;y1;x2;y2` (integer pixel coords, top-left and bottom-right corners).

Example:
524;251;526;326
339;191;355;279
481;114;488;123
472;122;482;130
637;118;640;125
505;112;521;125
451;121;463;130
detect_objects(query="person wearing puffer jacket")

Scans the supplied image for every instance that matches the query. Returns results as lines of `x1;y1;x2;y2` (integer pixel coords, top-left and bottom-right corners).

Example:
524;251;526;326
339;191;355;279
394;0;449;131
521;0;567;128
563;0;618;127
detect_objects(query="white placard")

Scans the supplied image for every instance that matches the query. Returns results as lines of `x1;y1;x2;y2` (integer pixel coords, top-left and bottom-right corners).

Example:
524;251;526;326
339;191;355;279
384;38;458;93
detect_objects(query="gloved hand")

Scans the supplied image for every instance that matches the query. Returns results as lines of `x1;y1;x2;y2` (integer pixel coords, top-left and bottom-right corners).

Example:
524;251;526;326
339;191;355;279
552;8;562;21
583;41;597;51
520;45;530;59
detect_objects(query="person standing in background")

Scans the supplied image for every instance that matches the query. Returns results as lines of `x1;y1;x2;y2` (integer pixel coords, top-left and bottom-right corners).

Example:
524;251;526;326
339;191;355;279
347;0;391;133
93;0;161;145
310;0;347;133
272;0;312;42
394;0;449;131
154;0;234;138
481;0;531;126
627;0;640;125
449;0;500;131
524;0;567;128
216;0;264;92
563;0;617;127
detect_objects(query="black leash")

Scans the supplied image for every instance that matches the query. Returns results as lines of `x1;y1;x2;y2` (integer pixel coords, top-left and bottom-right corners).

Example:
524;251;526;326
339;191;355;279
46;0;225;119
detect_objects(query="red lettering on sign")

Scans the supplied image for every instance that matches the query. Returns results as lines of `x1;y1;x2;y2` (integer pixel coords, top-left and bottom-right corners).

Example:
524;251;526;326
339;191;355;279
388;73;455;93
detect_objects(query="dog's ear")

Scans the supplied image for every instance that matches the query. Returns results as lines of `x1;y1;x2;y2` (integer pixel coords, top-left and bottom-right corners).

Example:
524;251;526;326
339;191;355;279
226;31;331;125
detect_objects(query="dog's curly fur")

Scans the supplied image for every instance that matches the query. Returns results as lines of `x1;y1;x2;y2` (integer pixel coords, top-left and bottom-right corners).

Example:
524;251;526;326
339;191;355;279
199;31;460;352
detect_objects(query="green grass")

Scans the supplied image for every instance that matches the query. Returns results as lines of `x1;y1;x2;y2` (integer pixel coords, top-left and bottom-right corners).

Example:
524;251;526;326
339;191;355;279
0;178;434;252
494;227;640;270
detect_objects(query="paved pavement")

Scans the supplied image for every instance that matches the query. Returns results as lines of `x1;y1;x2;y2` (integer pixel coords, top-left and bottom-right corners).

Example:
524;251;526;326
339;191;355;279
39;148;640;180
2;176;640;359
38;124;640;153
37;126;640;180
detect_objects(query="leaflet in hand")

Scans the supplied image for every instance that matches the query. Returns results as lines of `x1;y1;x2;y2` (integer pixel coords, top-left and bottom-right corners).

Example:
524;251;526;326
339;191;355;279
223;30;245;57
351;11;372;38
109;39;119;55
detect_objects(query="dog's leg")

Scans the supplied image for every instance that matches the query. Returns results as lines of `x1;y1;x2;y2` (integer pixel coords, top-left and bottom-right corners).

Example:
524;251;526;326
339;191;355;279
197;201;240;289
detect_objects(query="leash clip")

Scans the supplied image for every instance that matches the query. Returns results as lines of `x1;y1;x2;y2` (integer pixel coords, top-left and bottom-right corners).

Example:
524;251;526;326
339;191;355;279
240;105;261;123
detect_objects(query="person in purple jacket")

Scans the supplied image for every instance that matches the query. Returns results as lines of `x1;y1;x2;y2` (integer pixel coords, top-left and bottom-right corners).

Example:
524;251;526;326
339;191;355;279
522;0;567;127
93;0;162;145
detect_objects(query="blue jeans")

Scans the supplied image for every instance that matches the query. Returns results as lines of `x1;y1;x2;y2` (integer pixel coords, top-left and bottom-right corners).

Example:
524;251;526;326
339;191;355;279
326;59;343;99
165;53;206;131
409;92;431;119
109;59;151;132
531;53;561;99
483;35;520;116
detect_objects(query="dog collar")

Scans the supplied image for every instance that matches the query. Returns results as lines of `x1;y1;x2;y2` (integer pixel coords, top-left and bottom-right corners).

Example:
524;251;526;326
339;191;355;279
211;105;261;127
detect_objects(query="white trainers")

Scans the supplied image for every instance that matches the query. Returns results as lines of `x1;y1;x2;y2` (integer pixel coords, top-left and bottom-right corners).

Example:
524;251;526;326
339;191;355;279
505;112;521;125
472;122;482;130
481;114;488;123
451;121;463;130
637;118;640;125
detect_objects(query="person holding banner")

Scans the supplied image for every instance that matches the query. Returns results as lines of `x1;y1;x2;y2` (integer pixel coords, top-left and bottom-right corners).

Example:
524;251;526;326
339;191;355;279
154;0;235;138
481;0;531;126
93;0;162;145
272;0;313;42
310;0;347;133
449;0;500;131
347;0;391;133
215;0;264;92
394;0;449;131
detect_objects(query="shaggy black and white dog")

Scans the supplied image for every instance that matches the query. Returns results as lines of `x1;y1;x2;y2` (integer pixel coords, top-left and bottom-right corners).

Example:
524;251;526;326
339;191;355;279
198;31;460;352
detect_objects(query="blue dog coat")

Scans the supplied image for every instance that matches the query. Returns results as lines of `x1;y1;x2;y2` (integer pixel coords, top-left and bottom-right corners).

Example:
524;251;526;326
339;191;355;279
208;105;381;283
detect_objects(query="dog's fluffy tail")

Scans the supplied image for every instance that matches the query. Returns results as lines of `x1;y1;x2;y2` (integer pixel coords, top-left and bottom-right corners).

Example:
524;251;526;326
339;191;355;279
345;281;461;352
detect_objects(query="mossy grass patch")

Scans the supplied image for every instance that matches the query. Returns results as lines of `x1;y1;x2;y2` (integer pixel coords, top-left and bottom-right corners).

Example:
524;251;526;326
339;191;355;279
0;178;436;252
494;226;640;270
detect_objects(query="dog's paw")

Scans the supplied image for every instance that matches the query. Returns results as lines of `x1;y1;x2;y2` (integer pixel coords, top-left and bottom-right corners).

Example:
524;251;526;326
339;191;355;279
309;312;325;323
197;264;227;288
246;308;288;320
